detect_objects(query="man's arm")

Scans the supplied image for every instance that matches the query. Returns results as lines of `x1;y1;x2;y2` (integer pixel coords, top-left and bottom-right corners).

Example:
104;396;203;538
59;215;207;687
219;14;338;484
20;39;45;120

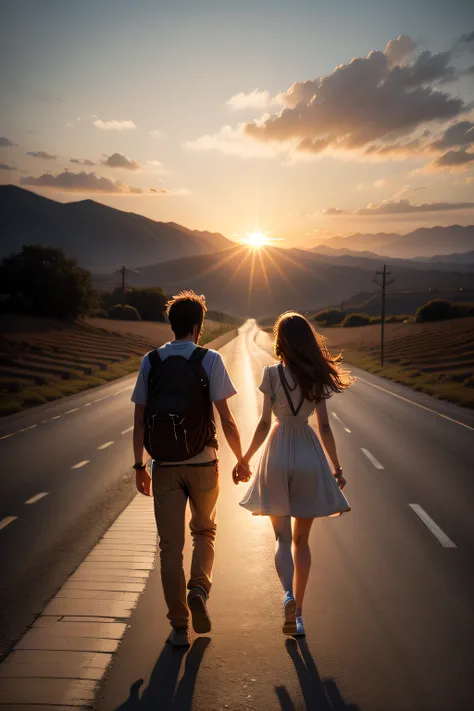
133;404;151;496
214;398;244;464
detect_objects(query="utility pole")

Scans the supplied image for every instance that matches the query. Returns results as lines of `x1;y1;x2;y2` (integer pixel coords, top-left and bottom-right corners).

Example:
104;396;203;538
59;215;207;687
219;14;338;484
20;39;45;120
373;265;395;367
121;265;126;309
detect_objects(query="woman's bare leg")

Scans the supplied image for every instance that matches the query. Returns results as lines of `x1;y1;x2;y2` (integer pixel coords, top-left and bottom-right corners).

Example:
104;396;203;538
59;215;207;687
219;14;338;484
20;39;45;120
293;518;314;613
270;516;294;595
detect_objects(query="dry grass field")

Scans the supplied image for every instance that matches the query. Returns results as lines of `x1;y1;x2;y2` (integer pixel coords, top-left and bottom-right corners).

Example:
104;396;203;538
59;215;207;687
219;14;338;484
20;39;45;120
0;316;237;416
319;317;474;409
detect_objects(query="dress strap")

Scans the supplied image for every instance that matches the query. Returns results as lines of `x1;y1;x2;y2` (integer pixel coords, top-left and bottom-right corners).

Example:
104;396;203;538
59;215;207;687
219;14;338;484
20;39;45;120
278;364;304;416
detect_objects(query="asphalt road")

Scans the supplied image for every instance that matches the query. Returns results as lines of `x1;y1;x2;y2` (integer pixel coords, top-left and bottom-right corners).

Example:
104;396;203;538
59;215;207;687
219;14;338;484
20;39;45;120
96;321;474;711
1;321;474;709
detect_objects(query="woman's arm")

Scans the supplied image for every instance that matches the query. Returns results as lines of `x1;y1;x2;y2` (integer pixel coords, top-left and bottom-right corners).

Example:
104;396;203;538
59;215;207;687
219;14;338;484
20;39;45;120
315;398;341;471
243;393;272;464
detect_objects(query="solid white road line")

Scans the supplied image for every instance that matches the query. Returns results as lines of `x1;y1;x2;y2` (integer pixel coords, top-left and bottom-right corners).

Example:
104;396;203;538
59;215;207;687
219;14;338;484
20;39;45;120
71;460;90;469
25;492;49;505
356;375;474;432
121;426;133;435
97;441;114;450
409;504;457;548
361;448;384;470
0;516;18;531
331;412;351;433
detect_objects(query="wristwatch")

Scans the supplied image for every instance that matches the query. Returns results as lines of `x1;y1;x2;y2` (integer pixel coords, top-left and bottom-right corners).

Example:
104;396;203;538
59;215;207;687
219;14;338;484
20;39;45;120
133;462;146;470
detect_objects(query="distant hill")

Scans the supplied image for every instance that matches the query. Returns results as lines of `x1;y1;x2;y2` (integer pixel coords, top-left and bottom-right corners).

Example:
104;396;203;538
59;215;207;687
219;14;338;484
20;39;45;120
413;250;474;265
0;185;233;271
93;244;474;318
313;226;474;258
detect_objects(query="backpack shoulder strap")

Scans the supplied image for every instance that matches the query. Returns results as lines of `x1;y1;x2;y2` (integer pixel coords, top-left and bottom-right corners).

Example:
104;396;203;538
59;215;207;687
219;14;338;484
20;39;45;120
189;346;207;366
146;349;162;398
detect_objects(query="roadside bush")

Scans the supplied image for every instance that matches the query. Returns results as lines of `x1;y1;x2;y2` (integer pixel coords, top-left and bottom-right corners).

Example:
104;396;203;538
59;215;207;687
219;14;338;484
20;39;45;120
0;377;24;393
369;316;381;324
22;390;47;405
342;312;371;327
416;299;459;323
314;309;345;327
91;308;109;319
108;304;142;321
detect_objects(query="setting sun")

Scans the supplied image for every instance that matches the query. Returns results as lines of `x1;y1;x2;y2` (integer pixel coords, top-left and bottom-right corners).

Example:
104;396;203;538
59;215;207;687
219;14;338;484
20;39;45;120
245;231;270;249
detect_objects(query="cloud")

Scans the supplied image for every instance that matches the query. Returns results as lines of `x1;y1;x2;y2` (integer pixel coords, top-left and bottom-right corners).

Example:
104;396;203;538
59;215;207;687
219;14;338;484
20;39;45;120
70;158;96;166
434;148;474;167
185;124;284;159
0;137;16;147
383;34;416;65
226;90;278;111
373;178;388;188
432;121;474;149
190;35;471;166
149;129;163;138
0;163;16;171
93;119;137;131
102;152;142;170
322;207;347;215
457;31;474;54
20;170;155;194
27;151;58;160
355;198;474;215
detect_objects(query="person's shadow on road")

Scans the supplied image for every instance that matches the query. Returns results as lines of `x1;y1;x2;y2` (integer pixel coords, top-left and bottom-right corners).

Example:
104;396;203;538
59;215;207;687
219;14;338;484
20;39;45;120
114;637;210;711
276;638;360;710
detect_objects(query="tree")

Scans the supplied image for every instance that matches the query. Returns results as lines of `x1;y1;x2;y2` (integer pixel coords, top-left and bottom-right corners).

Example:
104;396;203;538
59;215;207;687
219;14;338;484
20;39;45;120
341;312;371;327
108;304;141;321
415;299;459;323
100;287;166;321
313;309;344;326
0;244;97;319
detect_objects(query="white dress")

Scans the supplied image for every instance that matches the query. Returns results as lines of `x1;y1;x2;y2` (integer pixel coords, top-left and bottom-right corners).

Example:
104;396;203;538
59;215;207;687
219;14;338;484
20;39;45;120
240;364;351;518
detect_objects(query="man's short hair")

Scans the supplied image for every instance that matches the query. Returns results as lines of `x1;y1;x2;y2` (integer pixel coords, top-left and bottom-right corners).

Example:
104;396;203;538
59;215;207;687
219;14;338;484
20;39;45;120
166;290;207;339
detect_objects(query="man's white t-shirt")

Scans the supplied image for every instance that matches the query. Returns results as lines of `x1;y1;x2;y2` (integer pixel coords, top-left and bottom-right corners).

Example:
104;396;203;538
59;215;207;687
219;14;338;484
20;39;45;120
131;340;237;464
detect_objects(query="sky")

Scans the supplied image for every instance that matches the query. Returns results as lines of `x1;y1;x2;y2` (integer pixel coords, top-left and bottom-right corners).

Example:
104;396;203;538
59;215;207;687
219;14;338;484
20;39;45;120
1;0;474;248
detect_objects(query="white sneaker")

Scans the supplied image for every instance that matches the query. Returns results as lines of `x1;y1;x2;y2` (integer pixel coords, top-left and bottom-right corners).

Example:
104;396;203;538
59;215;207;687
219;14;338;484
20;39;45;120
282;595;297;635
295;615;306;636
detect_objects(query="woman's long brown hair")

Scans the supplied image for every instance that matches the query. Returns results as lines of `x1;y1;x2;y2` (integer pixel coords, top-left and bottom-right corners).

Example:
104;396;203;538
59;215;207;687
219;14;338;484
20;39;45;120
273;311;354;402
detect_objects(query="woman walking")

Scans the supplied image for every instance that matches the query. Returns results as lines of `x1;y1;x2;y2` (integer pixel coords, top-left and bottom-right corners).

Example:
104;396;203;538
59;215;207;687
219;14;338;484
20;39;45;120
238;312;353;636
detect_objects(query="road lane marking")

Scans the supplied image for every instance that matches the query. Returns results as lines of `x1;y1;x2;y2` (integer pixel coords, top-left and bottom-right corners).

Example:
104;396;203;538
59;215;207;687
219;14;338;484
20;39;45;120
65;408;79;415
84;402;92;407
51;415;61;420
409;504;456;548
361;448;384;469
0;433;14;440
331;412;351;433
94;396;110;403
71;460;90;469
25;492;49;505
21;424;38;432
356;375;474;432
121;427;133;435
0;516;18;530
97;441;114;450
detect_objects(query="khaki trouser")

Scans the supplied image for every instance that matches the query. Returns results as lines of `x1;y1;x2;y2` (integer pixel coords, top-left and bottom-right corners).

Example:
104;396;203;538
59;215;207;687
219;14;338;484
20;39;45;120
152;461;219;629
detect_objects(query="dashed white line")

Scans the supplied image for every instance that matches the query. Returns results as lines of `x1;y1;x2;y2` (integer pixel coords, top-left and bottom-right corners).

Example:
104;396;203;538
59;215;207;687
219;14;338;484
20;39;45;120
94;396;109;403
0;433;14;441
84;402;92;407
0;516;18;531
361;448;384;470
97;441;114;450
25;492;49;505
121;426;133;435
21;424;38;432
71;460;90;469
331;412;351;433
51;415;61;421
409;504;456;548
65;408;79;415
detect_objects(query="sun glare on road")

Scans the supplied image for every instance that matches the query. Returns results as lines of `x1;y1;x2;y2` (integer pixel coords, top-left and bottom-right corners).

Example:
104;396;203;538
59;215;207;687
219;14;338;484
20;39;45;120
245;230;270;249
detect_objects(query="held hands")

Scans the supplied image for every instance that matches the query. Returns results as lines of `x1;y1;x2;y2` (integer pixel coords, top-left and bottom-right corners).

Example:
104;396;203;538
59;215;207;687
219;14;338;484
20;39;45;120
232;458;252;485
334;466;346;491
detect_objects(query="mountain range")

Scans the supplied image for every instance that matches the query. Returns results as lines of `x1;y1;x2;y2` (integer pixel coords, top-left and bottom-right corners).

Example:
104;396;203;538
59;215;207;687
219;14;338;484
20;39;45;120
2;186;474;316
312;226;474;258
0;185;232;271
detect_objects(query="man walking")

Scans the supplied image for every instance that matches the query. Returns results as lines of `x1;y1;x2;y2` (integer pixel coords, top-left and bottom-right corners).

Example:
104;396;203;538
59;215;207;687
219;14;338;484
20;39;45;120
131;290;248;646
